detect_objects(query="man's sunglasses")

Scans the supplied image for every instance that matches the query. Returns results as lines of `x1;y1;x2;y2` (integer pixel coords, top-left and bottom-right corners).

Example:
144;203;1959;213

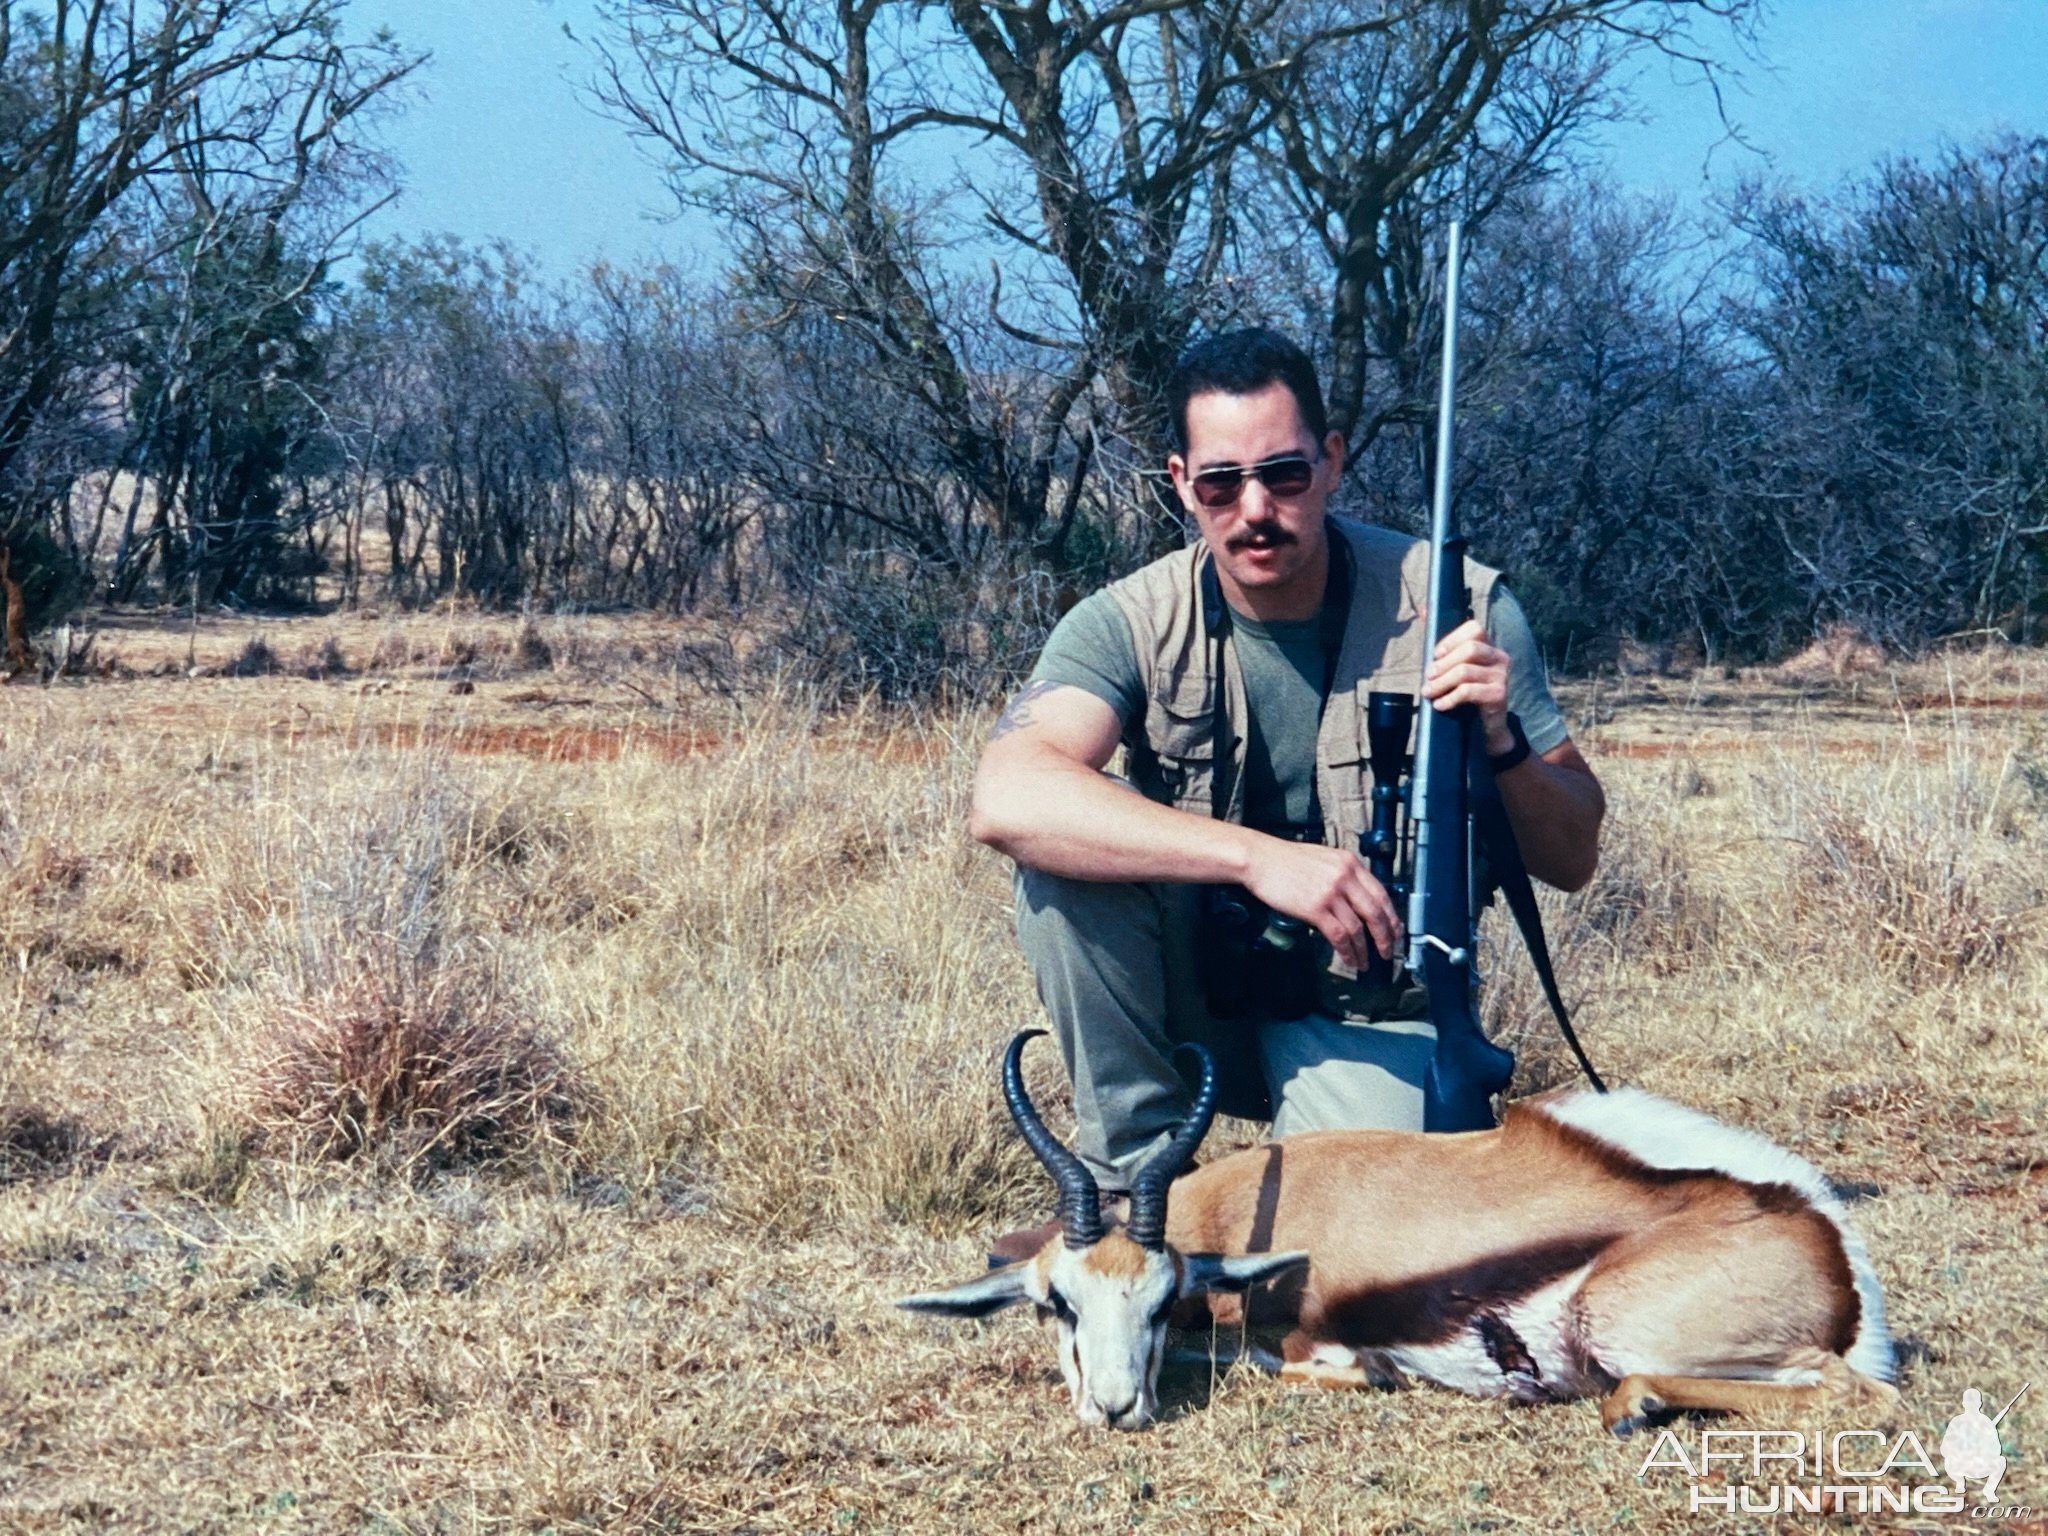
1187;452;1319;509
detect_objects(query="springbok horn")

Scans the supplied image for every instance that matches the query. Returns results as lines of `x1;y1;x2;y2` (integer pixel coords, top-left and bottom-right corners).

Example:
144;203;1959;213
1124;1041;1218;1250
1003;1030;1104;1248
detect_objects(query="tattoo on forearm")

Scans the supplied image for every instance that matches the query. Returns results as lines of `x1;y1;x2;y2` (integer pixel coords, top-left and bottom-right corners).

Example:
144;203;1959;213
991;679;1061;741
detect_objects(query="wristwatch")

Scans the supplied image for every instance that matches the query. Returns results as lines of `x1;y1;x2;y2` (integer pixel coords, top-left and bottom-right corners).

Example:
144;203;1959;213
1487;712;1532;774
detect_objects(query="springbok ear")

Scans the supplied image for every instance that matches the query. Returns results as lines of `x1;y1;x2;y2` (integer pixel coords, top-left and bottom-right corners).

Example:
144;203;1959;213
897;1261;1035;1319
1180;1250;1310;1297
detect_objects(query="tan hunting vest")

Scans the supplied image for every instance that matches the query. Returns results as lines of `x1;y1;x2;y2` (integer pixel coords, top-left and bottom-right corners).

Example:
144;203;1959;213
1106;515;1502;856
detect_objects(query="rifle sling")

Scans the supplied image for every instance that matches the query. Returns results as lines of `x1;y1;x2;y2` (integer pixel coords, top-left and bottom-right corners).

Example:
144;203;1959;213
1467;746;1608;1095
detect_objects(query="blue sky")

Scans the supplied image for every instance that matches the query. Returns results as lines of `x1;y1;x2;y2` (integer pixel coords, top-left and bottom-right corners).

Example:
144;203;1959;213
344;0;2048;282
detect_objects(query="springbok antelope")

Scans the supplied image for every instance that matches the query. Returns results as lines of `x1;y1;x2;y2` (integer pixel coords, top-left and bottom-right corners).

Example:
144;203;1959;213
899;1031;1897;1434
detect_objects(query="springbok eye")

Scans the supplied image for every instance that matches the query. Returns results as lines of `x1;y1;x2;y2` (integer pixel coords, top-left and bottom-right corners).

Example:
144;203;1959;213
1045;1287;1074;1323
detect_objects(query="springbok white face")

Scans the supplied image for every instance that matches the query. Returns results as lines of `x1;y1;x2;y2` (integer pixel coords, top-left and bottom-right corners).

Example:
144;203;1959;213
898;1030;1309;1429
1039;1231;1181;1429
901;1227;1307;1429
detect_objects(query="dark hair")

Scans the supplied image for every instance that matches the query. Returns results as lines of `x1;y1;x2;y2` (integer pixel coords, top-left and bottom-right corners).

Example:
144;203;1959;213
1166;327;1329;455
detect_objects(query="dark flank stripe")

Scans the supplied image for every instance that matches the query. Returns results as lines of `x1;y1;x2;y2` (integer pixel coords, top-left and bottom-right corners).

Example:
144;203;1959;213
1321;1237;1613;1349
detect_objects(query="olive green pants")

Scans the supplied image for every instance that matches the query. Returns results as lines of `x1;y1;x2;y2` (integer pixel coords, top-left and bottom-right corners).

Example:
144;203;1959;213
1013;864;1435;1192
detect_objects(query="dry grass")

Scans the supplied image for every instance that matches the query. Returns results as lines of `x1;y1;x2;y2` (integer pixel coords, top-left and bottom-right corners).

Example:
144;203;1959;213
1;616;2044;1533
246;959;578;1168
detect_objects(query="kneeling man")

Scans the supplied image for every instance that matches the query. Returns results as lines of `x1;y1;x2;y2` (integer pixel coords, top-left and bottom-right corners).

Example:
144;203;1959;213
970;329;1604;1235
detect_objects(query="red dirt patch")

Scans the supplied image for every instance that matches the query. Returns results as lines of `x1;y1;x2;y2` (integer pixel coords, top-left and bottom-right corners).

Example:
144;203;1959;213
336;722;947;765
363;723;722;762
1599;738;1947;760
1891;691;2045;712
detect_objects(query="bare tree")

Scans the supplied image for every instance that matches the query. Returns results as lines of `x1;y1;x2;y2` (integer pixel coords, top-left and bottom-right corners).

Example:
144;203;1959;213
340;240;587;604
590;0;1755;575
0;0;417;589
1726;135;2048;648
1429;183;1738;657
582;263;754;608
589;0;1297;562
1238;0;1754;456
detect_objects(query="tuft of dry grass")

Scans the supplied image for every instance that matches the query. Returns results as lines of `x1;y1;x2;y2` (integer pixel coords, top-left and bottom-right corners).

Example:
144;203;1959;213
1787;780;2024;982
1772;621;1887;683
246;955;578;1167
301;633;352;678
226;634;282;676
1561;792;1726;973
514;618;553;672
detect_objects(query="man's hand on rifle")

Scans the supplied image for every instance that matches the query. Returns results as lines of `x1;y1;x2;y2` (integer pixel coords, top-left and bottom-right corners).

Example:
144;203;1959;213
1242;837;1403;973
1423;618;1517;757
1416;615;1605;891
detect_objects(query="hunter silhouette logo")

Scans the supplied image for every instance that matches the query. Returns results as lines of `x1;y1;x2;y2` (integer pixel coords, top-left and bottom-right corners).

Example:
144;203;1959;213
1941;1384;2028;1500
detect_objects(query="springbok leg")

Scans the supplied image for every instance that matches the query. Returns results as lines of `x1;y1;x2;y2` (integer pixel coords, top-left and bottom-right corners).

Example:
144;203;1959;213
1600;1357;1898;1436
1276;1334;1405;1392
1572;1203;1896;1436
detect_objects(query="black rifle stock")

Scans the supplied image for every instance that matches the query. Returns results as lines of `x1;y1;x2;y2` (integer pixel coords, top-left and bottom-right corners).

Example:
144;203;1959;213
1407;221;1517;1132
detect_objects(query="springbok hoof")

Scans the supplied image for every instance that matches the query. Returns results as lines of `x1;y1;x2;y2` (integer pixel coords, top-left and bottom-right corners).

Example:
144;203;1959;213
1601;1387;1666;1438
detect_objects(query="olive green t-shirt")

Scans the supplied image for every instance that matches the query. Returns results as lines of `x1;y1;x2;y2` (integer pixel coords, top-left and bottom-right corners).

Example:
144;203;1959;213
1030;580;1569;832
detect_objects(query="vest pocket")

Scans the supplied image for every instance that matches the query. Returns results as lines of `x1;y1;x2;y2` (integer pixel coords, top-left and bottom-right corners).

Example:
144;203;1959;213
1318;694;1376;847
1145;701;1216;814
1321;752;1370;847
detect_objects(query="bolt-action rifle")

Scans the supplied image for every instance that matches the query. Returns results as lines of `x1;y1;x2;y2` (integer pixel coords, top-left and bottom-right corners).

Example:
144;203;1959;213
1384;221;1607;1131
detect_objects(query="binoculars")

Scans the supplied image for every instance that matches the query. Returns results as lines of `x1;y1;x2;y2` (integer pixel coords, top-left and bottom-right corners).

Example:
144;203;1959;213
1195;882;1317;1021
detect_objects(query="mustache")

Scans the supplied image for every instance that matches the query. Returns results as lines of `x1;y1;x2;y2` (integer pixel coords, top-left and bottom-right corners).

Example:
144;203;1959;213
1228;524;1295;552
